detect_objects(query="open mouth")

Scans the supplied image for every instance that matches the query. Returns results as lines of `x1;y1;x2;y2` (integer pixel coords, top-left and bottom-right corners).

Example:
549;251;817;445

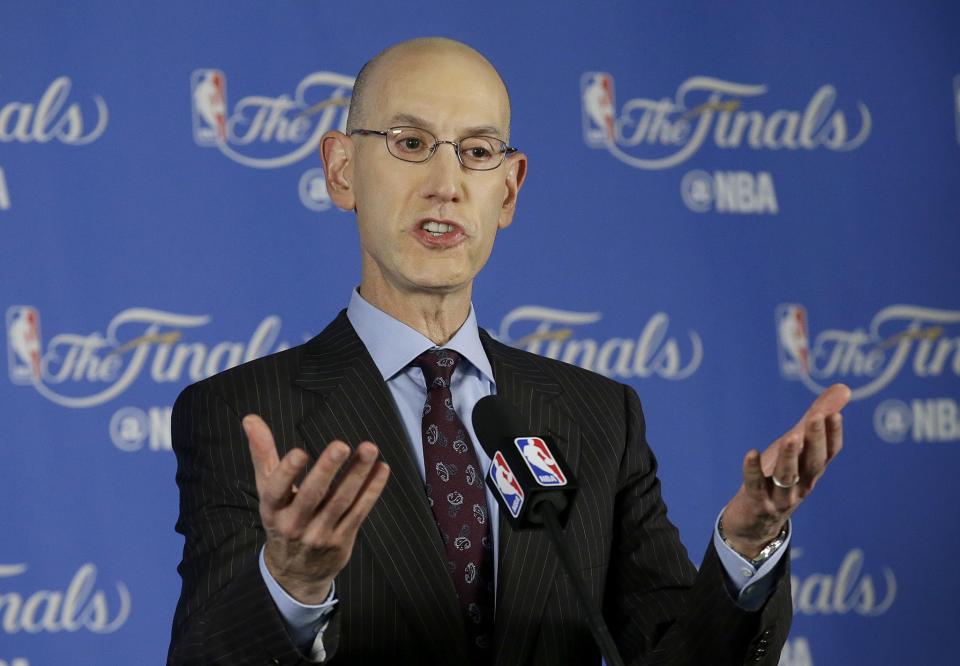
420;220;457;237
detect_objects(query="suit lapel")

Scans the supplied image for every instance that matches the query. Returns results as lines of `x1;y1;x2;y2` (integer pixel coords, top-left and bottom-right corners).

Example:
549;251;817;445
481;332;583;666
293;312;470;665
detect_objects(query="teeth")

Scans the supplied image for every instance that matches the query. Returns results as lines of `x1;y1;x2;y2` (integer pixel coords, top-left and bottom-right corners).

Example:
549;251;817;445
422;220;454;234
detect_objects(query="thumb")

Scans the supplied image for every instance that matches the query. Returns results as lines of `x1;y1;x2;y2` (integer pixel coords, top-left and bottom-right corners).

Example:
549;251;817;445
243;414;279;484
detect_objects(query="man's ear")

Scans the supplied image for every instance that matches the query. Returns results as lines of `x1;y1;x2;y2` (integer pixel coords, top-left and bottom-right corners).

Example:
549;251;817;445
497;152;528;230
319;131;356;211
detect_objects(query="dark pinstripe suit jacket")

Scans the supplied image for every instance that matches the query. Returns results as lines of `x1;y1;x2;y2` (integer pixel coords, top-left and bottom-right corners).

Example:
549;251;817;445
168;311;791;665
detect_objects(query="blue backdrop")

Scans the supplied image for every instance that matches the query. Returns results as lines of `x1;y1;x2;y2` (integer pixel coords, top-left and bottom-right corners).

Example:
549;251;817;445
2;2;958;664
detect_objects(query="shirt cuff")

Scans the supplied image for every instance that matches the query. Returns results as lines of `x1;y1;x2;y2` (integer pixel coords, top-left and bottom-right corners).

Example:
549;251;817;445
713;510;791;611
259;546;338;660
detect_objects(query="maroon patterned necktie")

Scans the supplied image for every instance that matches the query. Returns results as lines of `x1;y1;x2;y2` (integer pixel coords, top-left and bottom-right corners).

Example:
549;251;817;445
414;349;494;663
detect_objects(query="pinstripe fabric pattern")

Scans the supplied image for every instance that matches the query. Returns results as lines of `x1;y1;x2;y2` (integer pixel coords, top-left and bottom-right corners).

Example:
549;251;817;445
168;311;790;665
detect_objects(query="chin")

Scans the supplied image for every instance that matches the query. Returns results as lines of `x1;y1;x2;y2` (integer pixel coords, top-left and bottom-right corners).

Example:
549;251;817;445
404;265;470;289
416;282;466;295
409;274;470;294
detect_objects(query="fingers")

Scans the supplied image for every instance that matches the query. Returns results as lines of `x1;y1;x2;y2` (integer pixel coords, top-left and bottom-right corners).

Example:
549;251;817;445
245;414;323;516
293;441;368;525
284;440;352;525
786;383;849;494
261;448;309;511
728;386;849;548
826;412;844;461
335;461;390;536
741;449;766;497
780;383;850;449
249;432;390;597
242;412;391;532
309;443;383;531
804;383;852;420
771;437;800;509
797;395;846;492
314;458;391;543
245;414;306;510
798;417;827;492
270;440;391;546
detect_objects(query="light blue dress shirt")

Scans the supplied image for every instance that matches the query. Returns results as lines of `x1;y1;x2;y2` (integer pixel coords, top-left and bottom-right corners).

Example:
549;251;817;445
261;290;788;656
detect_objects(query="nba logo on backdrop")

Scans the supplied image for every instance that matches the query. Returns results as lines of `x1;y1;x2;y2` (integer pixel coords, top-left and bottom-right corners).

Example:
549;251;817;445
775;304;960;402
775;304;810;378
6;306;42;384
581;72;616;146
515;437;567;486
186;68;352;179
191;69;228;145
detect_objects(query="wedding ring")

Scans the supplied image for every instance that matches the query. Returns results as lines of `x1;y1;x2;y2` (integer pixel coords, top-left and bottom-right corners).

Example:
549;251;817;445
771;474;798;489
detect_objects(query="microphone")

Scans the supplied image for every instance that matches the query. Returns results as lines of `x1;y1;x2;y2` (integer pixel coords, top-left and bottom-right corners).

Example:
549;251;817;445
471;395;577;529
471;395;625;666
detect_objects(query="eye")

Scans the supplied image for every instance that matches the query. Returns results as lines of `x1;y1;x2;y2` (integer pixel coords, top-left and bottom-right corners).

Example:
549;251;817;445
390;127;433;157
468;146;492;159
459;137;499;165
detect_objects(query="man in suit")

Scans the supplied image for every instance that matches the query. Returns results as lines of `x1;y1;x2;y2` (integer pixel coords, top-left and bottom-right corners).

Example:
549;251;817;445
168;37;848;665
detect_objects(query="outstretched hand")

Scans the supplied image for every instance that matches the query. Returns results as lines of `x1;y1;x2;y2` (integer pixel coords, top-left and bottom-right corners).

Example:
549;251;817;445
243;414;390;604
720;384;850;559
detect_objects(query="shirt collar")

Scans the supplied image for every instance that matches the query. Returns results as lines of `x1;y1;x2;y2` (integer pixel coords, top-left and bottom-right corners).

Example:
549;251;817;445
346;288;494;384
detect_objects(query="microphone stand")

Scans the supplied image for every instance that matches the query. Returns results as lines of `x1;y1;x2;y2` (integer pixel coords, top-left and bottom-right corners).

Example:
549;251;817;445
536;501;626;666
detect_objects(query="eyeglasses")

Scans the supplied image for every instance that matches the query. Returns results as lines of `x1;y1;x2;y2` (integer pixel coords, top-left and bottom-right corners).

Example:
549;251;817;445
347;126;518;171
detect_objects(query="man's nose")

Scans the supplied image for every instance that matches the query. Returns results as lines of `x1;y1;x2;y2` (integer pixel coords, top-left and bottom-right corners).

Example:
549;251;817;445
419;141;463;202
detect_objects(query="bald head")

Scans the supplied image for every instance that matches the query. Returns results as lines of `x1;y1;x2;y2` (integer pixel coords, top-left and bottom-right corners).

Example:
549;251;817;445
346;37;511;138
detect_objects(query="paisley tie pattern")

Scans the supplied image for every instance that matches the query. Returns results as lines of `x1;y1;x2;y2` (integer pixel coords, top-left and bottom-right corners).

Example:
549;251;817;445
414;349;494;663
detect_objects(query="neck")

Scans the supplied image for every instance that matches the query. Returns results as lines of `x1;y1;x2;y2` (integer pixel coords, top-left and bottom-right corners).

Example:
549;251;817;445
359;280;472;346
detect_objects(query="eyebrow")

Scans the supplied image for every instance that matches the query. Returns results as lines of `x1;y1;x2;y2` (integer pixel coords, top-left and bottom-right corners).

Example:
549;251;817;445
387;112;504;139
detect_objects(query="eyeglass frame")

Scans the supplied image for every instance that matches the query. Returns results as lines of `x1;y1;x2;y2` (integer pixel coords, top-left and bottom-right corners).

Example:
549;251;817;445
347;126;519;171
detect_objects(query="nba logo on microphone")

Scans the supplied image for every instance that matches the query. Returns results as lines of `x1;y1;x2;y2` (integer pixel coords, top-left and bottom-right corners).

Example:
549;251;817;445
775;304;811;378
191;69;228;145
490;451;524;518
6;306;42;384
515;437;567;486
581;72;617;147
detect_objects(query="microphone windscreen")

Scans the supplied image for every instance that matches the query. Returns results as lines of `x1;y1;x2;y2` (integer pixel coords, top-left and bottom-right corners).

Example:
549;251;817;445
471;395;527;456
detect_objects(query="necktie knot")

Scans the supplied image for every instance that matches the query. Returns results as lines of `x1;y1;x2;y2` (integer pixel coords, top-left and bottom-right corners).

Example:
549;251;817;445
414;349;461;389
